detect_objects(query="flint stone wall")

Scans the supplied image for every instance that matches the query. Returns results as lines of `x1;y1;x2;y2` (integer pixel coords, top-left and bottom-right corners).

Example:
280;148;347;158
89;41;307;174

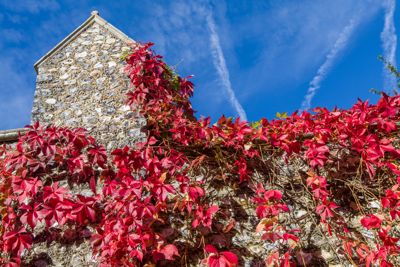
31;22;146;151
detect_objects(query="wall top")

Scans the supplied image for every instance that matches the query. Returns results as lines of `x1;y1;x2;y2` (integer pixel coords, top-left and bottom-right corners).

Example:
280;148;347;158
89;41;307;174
33;11;134;74
0;128;28;144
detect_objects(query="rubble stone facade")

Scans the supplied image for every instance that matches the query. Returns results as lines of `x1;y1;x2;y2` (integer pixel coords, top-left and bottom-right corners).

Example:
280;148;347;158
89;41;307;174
31;12;146;151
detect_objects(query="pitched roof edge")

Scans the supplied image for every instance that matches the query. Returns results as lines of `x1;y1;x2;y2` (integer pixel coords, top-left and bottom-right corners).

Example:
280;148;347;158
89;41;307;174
34;11;134;74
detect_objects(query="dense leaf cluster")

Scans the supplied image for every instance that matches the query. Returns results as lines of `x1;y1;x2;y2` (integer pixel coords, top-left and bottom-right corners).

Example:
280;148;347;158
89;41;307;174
1;42;400;266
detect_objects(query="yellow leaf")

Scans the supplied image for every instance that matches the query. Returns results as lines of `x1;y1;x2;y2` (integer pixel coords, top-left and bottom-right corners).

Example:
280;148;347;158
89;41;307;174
159;172;167;182
256;217;277;233
276;112;288;119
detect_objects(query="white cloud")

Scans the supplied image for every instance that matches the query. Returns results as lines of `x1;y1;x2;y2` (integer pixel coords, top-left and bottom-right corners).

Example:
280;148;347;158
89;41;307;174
0;0;385;128
223;0;381;100
300;17;359;110
206;12;247;121
129;1;209;66
119;0;381;117
126;1;246;118
381;0;397;92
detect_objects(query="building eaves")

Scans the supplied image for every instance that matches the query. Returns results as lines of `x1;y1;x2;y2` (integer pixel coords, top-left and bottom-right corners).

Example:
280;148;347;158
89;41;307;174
0;128;29;144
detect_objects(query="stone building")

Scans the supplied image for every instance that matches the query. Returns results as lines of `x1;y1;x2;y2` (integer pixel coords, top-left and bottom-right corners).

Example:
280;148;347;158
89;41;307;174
0;11;148;266
0;11;146;149
0;11;355;267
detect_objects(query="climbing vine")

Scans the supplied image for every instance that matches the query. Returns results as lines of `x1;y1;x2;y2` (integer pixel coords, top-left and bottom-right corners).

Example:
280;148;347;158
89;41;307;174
1;42;400;266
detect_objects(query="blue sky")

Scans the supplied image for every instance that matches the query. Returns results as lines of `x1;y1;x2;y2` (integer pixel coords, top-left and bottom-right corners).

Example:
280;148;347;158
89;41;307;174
0;0;398;129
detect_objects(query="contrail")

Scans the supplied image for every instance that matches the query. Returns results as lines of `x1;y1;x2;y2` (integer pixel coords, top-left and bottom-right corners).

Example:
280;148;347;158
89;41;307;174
301;18;358;110
381;0;397;92
206;13;248;121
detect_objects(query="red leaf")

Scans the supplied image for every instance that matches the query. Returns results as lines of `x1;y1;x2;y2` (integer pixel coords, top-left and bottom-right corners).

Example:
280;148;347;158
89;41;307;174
3;227;33;256
205;244;218;254
220;251;238;266
361;214;383;230
157;244;180;261
204;245;238;267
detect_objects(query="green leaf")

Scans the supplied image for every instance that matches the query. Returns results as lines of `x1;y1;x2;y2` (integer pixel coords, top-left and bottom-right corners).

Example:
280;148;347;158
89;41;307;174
276;112;288;119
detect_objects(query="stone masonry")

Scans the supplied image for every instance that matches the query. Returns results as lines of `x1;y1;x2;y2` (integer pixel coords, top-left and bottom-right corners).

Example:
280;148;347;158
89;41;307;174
31;11;146;151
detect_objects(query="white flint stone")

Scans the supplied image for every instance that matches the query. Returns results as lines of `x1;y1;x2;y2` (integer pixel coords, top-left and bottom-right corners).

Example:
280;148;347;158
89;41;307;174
94;62;103;69
45;98;57;104
295;210;307;218
369;200;380;209
129;128;141;137
94;35;104;41
89;27;100;33
120;105;130;111
108;61;116;68
64;79;76;85
41;89;51;96
106;38;116;44
44;114;53;120
96;77;106;85
60;73;69;80
37;73;52;82
321;249;334;260
90;57;99;63
101;116;111;122
63;111;71;119
75;51;87;58
79;189;93;197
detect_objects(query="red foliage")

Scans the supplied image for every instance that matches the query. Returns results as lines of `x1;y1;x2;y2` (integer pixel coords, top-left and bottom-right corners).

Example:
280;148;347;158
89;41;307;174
1;42;400;266
361;214;383;230
0;124;105;265
203;244;238;267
